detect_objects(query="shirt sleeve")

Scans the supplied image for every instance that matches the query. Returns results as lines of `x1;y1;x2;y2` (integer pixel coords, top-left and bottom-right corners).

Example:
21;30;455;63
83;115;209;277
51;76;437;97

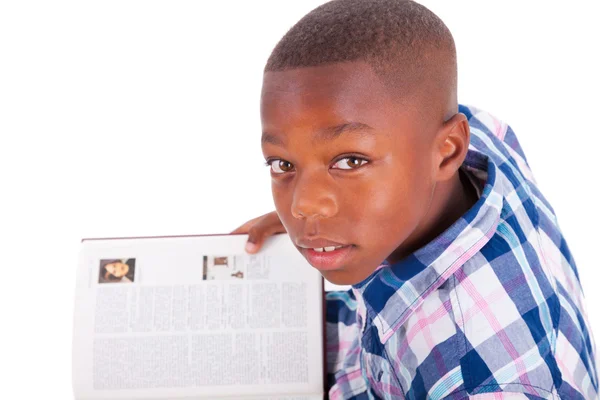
447;393;534;399
325;290;369;400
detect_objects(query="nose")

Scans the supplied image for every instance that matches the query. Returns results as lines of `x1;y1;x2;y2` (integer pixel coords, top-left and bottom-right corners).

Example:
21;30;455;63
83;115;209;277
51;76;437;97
291;171;338;220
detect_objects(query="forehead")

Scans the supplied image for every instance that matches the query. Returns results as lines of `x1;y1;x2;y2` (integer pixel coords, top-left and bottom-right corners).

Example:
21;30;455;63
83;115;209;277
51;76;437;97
261;62;399;137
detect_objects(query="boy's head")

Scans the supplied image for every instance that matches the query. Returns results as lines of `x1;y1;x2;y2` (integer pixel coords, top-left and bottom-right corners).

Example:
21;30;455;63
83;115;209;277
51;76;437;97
260;0;472;285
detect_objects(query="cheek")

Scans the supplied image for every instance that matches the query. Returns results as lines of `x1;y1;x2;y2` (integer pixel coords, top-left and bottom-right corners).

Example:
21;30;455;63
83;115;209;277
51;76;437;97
350;164;433;236
271;181;288;210
271;181;294;225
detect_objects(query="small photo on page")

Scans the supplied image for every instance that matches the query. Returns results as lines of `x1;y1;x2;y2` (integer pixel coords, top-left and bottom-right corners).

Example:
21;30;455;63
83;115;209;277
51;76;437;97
202;255;245;280
98;258;136;284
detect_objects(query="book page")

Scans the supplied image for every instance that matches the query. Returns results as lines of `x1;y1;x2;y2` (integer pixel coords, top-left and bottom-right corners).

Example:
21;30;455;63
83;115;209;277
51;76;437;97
72;234;324;400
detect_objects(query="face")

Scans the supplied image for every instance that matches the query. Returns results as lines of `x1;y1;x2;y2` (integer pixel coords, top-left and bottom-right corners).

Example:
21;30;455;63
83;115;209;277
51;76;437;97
105;262;129;278
261;61;445;285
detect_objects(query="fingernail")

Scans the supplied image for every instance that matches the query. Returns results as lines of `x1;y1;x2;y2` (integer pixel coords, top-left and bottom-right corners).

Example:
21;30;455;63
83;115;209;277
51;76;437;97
245;242;258;253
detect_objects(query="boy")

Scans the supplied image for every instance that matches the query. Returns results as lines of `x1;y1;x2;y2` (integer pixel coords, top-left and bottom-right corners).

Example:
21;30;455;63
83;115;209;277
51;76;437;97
232;0;598;398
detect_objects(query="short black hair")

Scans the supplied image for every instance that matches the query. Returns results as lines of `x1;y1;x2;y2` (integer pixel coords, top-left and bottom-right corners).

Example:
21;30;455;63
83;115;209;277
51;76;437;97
265;0;457;112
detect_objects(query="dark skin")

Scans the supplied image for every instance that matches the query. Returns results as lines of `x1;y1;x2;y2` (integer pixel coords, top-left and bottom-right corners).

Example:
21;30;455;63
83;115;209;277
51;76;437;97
233;61;478;285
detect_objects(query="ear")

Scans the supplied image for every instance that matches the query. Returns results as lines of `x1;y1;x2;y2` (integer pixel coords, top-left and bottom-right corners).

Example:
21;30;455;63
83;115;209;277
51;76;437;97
433;112;470;182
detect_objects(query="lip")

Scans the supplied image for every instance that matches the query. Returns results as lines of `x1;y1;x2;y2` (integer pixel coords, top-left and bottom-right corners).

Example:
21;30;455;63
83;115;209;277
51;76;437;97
296;237;347;249
299;245;354;271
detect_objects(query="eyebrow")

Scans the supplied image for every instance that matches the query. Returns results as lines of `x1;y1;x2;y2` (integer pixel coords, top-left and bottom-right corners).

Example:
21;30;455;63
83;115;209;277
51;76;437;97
261;122;375;146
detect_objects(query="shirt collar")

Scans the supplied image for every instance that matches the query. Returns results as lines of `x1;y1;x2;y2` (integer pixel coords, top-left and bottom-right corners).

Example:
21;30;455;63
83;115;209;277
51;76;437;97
351;149;504;344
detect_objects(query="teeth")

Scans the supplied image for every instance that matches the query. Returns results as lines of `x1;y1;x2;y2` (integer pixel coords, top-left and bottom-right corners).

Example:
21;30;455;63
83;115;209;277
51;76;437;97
313;245;344;252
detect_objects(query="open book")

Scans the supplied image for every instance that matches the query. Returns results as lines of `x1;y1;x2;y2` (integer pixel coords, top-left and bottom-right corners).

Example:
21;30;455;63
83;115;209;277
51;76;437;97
72;233;325;400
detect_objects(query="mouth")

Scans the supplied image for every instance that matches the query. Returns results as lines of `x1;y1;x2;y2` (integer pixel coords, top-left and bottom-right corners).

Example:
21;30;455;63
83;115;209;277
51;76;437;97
298;244;354;271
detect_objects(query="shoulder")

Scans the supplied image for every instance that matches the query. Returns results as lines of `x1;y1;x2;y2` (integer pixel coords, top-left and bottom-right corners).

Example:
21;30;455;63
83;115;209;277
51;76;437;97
460;104;510;143
378;251;563;398
460;104;536;187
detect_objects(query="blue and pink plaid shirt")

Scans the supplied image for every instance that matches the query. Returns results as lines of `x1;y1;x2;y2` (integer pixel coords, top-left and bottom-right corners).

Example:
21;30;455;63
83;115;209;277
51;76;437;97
325;105;598;399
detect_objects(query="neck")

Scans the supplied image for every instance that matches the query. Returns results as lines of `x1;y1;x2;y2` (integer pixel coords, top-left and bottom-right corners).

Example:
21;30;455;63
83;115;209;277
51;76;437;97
386;169;478;264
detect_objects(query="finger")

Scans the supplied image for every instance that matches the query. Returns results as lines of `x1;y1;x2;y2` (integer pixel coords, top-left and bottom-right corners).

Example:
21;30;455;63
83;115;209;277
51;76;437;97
246;214;286;254
231;210;279;234
230;211;274;234
230;216;261;234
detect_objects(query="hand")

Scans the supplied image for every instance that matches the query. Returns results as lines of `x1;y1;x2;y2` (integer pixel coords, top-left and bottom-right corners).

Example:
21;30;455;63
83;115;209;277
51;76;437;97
230;211;287;254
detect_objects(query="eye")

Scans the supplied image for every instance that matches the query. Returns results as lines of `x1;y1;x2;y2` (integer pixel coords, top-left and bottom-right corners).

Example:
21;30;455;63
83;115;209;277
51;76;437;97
332;156;369;170
266;159;294;174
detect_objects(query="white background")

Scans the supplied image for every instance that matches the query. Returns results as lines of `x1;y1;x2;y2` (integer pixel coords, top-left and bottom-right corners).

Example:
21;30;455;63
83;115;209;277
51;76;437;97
1;1;598;398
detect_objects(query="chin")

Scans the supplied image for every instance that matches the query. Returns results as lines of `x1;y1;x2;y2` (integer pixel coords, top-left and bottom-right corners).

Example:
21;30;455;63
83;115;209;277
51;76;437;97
320;269;360;286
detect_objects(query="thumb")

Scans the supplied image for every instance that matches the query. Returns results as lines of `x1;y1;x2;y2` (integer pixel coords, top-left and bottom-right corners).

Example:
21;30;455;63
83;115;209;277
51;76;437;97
245;217;286;254
245;226;268;254
245;240;260;254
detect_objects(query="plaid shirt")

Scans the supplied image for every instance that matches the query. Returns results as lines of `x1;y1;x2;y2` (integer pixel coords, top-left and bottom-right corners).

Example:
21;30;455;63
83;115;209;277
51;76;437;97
325;105;598;399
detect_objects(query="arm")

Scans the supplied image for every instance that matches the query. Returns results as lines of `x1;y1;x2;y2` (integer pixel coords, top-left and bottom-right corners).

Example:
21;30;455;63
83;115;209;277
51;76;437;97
447;393;538;399
326;290;369;400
